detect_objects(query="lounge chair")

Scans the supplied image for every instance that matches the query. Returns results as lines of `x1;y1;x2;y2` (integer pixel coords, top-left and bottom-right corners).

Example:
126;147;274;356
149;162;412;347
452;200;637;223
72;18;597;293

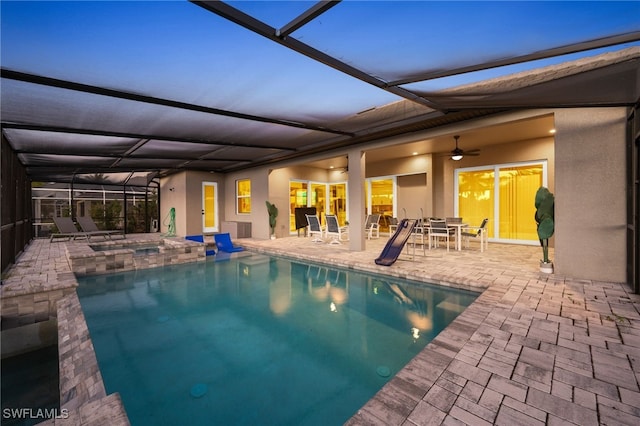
461;218;489;252
364;214;380;239
325;215;348;244
185;235;216;256
214;232;245;253
306;214;324;243
77;216;125;240
50;217;88;241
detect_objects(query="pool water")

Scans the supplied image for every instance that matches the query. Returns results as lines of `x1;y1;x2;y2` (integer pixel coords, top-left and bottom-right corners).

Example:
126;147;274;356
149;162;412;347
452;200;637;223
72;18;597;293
1;345;59;426
76;254;477;425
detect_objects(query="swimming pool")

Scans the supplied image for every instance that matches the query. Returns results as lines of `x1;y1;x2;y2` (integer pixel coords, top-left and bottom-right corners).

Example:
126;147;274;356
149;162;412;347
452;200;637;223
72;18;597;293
76;253;477;425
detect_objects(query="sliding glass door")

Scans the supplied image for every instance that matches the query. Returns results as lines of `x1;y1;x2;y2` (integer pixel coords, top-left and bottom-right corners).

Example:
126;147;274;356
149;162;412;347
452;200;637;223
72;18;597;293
456;162;546;244
289;181;348;232
366;177;395;233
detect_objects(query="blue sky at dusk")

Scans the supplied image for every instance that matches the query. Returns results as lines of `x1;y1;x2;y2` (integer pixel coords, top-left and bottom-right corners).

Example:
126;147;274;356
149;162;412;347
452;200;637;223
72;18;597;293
2;1;639;118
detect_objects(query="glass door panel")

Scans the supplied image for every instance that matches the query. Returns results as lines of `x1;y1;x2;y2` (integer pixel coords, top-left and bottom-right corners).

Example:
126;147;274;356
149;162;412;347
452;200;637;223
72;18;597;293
202;182;218;233
310;183;327;225
370;178;394;233
329;183;347;226
458;170;494;238
498;165;543;241
289;181;307;232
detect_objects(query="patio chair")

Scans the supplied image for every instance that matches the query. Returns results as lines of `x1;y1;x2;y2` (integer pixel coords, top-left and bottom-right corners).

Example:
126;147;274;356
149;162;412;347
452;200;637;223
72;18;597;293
325;215;348;245
50;217;88;241
77;216;125;240
364;214;380;239
306;214;324;242
214;232;245;253
185;235;216;256
461;218;489;252
428;219;453;251
388;217;399;234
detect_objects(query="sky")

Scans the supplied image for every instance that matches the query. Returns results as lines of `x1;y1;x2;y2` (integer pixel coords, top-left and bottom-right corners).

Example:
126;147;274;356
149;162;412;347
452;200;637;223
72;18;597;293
2;1;640;118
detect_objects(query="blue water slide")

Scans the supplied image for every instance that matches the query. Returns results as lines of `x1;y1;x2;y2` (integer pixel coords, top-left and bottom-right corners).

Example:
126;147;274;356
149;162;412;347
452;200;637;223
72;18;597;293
374;219;418;266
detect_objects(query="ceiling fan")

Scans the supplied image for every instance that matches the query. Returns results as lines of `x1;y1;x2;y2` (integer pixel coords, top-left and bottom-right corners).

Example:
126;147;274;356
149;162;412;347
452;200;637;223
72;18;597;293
446;135;480;161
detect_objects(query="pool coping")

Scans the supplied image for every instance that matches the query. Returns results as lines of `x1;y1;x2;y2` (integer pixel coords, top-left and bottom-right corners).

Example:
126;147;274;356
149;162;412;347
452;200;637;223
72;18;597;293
65;235;207;276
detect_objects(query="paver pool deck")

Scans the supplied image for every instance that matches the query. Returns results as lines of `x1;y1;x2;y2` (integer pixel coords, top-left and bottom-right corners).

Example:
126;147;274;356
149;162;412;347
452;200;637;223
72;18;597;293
2;234;639;425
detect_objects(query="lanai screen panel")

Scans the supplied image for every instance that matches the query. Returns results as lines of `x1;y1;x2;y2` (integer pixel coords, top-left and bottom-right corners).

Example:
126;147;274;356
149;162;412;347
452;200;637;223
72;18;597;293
0;1;399;120
280;1;640;85
1;0;640;183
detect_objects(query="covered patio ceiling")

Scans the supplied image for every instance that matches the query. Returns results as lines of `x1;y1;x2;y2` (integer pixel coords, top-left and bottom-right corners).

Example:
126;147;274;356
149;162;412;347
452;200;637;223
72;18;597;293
2;1;640;186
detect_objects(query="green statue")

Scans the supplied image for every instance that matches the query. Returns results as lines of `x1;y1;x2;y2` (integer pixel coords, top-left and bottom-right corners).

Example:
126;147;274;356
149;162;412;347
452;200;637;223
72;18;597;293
163;207;176;237
534;187;554;264
266;201;278;237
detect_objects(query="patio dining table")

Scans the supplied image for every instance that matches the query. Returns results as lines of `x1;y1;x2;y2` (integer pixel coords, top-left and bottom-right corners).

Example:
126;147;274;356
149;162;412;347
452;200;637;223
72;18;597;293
447;222;468;251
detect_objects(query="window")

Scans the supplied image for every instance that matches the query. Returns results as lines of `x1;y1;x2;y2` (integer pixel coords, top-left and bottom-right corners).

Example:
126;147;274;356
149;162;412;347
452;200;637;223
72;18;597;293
236;179;251;214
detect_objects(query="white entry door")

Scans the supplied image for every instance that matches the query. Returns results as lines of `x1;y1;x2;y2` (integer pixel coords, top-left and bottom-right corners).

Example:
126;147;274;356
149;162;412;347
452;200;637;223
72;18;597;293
202;182;218;233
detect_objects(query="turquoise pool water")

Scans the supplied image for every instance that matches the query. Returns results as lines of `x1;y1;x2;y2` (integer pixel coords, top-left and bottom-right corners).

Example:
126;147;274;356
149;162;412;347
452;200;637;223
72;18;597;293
76;253;477;425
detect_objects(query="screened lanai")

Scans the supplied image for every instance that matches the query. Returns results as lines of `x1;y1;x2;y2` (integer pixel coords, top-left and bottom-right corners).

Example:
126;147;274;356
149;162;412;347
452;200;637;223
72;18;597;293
1;1;640;274
2;0;640;185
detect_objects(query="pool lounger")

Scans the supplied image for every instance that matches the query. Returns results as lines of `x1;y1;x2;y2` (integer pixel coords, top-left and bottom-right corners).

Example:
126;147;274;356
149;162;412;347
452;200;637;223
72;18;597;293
214;233;245;253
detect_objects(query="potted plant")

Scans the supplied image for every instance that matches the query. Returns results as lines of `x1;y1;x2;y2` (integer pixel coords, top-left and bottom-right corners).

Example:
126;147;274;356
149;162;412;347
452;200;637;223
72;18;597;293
534;187;554;273
266;201;278;239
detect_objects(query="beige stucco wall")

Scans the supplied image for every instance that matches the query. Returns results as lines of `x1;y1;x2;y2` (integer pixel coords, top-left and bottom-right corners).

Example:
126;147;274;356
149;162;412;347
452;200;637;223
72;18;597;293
223;167;270;239
158;107;629;285
554;107;627;282
397;173;428;220
159;171;224;237
159;173;186;235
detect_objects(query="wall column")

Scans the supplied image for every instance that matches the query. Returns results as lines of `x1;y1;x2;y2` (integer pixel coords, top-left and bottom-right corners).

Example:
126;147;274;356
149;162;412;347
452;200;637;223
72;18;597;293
348;149;366;251
555;107;627;282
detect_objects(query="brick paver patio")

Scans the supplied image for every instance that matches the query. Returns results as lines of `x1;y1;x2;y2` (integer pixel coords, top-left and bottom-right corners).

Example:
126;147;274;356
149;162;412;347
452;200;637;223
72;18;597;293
2;234;639;425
